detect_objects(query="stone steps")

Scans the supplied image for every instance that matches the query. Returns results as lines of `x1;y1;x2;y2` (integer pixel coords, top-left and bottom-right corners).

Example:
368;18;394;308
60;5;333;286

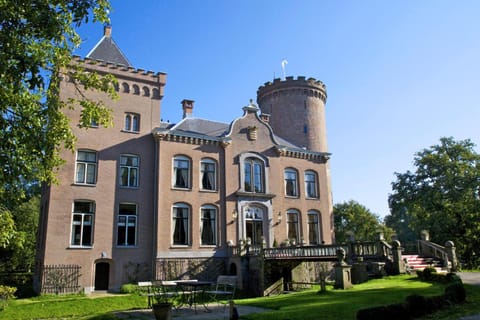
403;254;444;272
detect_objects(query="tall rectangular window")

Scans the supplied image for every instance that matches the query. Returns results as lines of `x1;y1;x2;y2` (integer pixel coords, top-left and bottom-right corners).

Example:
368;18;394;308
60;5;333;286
201;206;217;245
117;203;137;246
308;211;321;245
244;157;264;193
173;156;190;189
71;201;94;247
285;168;298;197
287;211;299;243
173;204;189;245
120;155;139;187
75;150;97;184
201;159;216;190
305;171;319;198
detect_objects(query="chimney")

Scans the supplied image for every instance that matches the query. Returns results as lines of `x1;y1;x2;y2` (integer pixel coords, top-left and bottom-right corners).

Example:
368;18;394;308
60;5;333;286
182;99;194;118
104;25;112;37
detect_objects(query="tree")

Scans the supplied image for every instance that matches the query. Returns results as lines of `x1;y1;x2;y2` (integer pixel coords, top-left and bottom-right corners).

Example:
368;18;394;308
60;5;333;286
387;137;480;268
0;196;40;273
0;0;116;207
334;200;393;243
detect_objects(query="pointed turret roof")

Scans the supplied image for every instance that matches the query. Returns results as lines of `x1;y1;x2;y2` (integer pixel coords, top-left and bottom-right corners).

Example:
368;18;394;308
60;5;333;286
86;26;131;66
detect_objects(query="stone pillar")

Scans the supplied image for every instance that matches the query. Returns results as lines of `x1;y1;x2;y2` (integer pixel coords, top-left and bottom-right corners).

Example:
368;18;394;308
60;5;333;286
445;241;458;272
391;240;406;275
334;248;352;289
351;257;368;284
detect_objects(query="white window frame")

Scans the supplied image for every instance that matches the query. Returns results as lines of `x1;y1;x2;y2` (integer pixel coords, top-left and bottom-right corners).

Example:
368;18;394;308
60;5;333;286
307;210;322;245
286;209;300;243
243;157;265;193
200;205;217;246
200;158;217;191
305;170;319;199
173;156;191;189
124;113;140;133
117;203;137;247
120;154;139;188
172;203;190;246
75;150;97;185
284;168;299;197
70;200;95;247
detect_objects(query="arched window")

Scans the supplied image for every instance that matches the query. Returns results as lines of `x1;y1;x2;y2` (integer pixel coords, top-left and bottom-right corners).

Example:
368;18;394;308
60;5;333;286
132;84;140;95
143;86;150;97
122;82;129;93
172;203;190;245
284;168;299;197
200;158;216;191
200;205;217;246
173;156;191;189
244;157;264;193
124;113;140;133
152;88;160;99
287;209;300;243
305;170;319;198
307;210;322;245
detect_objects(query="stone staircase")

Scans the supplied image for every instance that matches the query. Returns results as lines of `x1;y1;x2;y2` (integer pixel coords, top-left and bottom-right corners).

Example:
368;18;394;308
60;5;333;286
403;254;445;272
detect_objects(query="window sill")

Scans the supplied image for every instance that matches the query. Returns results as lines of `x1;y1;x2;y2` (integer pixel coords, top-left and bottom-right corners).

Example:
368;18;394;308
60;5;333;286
199;189;218;193
171;187;192;191
285;195;300;199
171;245;191;248
116;245;138;248
199;245;217;248
235;190;276;199
119;186;139;190
68;246;93;249
72;183;97;187
306;196;320;200
121;129;140;134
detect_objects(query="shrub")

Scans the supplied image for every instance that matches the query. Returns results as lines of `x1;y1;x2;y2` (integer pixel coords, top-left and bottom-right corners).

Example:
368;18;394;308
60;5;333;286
444;282;466;304
0;285;17;310
120;283;139;294
357;303;411;320
406;294;427;317
421;267;437;281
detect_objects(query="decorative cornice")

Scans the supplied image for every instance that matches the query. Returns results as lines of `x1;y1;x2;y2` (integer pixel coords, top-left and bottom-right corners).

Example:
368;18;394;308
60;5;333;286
152;128;224;147
275;145;330;162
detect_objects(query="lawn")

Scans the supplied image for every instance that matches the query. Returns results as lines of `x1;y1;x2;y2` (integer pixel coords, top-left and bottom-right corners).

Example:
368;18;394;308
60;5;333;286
1;275;479;320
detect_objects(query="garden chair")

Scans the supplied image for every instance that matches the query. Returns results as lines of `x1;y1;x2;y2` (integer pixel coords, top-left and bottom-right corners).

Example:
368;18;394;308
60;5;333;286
205;275;237;308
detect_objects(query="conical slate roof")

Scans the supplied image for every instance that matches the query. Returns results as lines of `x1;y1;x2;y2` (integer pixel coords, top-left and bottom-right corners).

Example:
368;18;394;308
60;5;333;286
86;26;131;66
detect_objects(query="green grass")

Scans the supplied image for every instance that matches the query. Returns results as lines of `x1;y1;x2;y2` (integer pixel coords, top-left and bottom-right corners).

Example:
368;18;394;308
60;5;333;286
237;275;480;320
0;293;146;319
1;275;479;320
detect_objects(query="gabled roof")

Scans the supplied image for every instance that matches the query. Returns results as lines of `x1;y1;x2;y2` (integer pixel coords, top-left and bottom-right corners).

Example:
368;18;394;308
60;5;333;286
86;26;131;66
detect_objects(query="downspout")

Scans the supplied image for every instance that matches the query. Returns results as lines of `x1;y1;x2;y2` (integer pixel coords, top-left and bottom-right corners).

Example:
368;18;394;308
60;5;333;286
152;134;159;280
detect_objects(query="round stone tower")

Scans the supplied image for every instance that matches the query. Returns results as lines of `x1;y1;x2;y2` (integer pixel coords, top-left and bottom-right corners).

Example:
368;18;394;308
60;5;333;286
256;76;328;153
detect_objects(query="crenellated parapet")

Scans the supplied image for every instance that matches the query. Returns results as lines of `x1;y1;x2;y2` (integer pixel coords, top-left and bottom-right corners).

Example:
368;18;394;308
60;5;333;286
257;76;327;104
71;55;167;100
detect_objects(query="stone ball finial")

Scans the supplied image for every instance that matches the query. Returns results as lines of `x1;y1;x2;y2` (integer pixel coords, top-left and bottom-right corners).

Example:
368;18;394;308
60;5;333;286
392;240;401;248
445;240;455;248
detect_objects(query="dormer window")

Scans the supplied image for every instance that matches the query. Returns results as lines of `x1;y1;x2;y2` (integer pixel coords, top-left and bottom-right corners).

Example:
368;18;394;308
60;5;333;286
124;113;140;133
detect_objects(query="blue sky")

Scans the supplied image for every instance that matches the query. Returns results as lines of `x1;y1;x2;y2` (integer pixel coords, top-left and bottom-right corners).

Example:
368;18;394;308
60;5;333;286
76;0;480;219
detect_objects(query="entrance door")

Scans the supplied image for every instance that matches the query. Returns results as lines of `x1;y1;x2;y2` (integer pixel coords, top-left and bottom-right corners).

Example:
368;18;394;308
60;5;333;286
244;206;263;245
94;262;109;291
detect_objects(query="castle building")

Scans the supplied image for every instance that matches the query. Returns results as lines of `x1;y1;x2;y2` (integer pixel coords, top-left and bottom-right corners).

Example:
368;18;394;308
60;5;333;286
35;26;334;294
